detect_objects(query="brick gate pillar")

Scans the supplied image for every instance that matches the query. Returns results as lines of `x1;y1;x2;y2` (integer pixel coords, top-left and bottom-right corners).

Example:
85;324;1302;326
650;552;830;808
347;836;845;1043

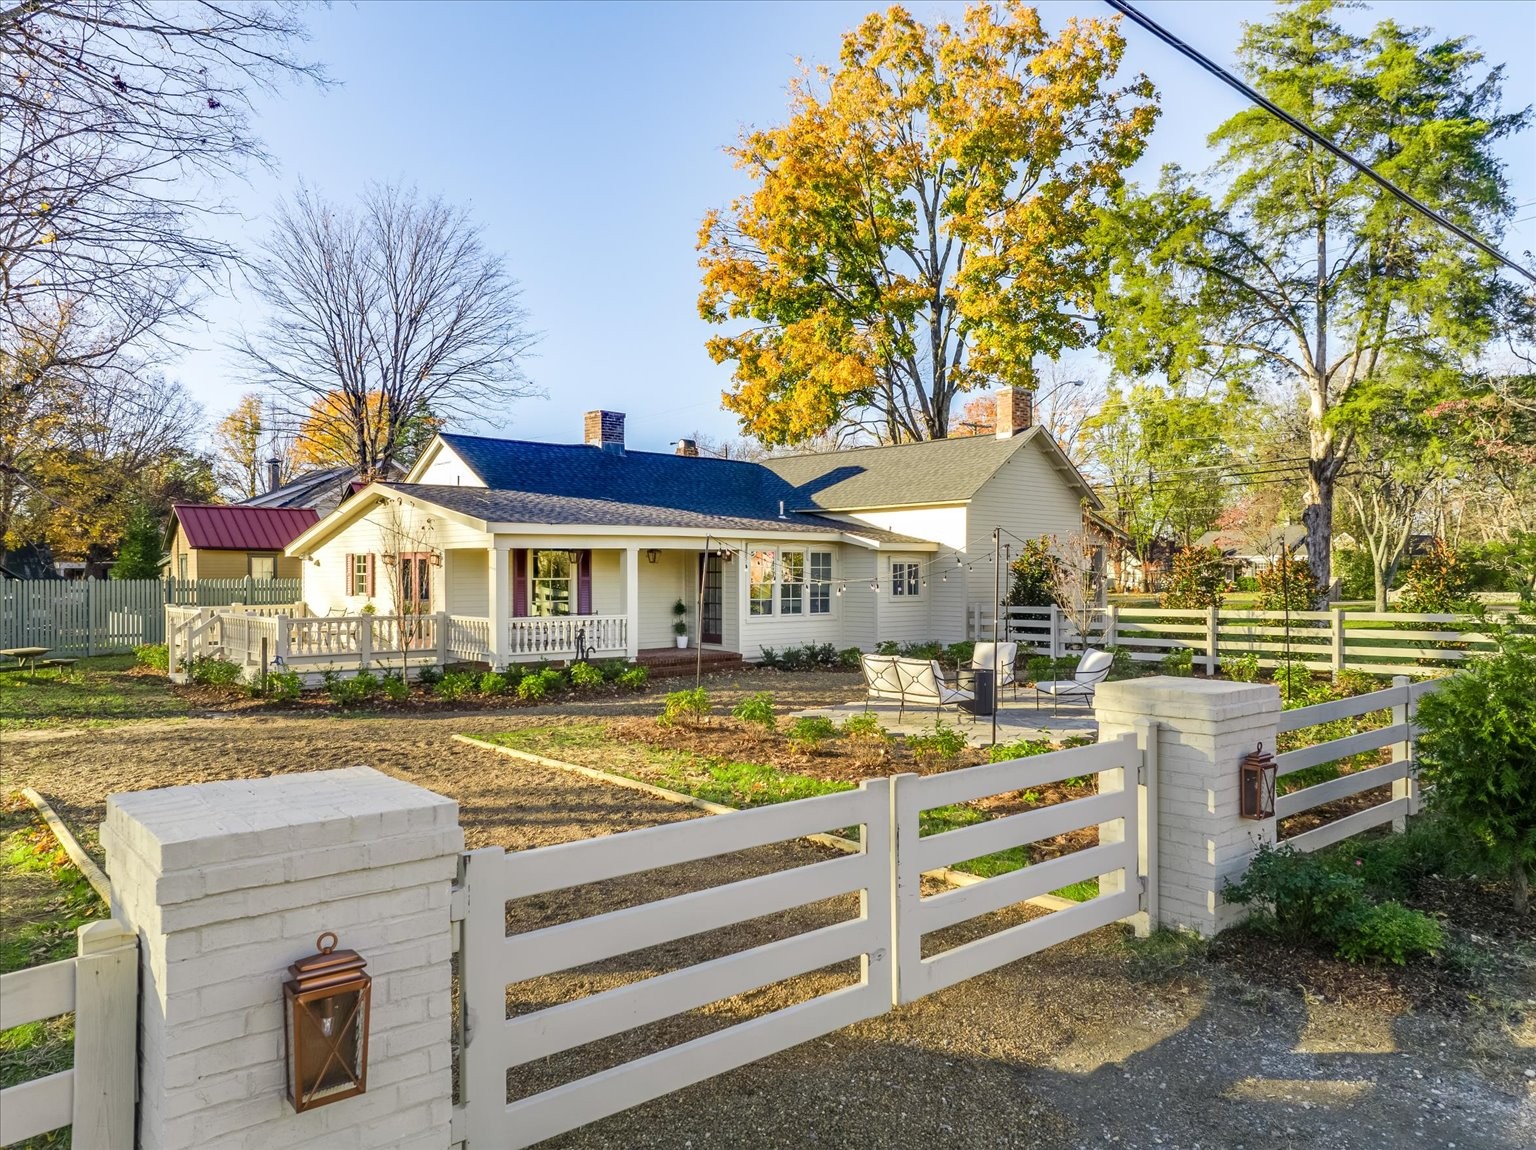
1094;677;1279;937
102;767;463;1150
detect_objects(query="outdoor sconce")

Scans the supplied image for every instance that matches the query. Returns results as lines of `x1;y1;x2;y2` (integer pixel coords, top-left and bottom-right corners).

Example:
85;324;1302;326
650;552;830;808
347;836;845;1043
429;551;443;567
646;549;659;564
283;931;371;1113
1239;742;1277;820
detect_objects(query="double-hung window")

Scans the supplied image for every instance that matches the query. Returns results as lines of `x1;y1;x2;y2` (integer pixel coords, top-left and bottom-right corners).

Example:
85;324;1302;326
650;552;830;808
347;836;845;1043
350;554;370;596
749;550;775;616
779;551;805;615
530;550;575;616
809;551;832;614
249;554;277;581
891;560;921;597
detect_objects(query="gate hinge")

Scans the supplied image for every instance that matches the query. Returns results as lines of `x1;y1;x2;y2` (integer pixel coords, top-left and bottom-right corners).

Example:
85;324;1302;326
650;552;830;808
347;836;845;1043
450;883;468;923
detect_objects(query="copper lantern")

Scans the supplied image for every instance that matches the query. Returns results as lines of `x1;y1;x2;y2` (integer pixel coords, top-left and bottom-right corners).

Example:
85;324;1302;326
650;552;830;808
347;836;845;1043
1240;742;1277;820
283;931;371;1112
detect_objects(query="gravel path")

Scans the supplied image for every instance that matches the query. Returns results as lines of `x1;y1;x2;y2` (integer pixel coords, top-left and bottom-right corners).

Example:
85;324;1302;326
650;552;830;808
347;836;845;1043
4;707;1532;1149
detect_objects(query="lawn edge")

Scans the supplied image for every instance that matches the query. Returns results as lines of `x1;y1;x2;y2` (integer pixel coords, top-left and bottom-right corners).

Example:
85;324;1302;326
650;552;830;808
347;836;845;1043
20;787;111;904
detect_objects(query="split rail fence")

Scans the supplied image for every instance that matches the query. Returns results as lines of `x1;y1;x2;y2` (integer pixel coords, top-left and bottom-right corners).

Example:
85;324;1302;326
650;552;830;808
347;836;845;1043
970;603;1509;677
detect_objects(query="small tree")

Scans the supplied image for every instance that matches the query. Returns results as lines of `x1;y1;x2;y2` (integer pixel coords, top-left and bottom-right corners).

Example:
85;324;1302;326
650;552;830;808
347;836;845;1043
1005;538;1058;608
1048;533;1101;652
1399;540;1476;613
111;504;164;579
1256;553;1317;612
1161;546;1226;609
1414;631;1536;912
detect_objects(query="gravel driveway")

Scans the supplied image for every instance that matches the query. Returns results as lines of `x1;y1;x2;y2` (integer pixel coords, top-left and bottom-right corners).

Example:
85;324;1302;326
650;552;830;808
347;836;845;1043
5;707;1531;1150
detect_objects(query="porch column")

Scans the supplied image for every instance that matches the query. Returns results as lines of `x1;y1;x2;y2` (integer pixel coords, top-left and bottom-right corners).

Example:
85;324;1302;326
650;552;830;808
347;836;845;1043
623;545;640;660
488;540;511;670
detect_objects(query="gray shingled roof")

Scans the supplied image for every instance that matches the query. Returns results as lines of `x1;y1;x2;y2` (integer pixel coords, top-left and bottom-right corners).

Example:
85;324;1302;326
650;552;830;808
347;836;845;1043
383;484;927;546
760;429;1043;510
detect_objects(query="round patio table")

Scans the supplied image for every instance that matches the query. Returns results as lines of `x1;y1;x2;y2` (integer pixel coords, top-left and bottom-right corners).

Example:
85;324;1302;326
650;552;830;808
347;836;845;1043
1;646;49;680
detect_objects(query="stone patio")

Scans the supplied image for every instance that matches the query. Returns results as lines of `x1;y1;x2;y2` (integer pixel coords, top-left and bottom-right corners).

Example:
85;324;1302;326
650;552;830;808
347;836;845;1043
789;694;1098;746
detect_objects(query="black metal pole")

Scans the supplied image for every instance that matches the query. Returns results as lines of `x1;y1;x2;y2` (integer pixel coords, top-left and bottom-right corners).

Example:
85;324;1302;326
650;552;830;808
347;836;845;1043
992;526;1001;747
695;535;709;692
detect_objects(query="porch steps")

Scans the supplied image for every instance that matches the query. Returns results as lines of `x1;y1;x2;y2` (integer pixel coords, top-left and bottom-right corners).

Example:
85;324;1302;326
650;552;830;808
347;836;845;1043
636;647;745;678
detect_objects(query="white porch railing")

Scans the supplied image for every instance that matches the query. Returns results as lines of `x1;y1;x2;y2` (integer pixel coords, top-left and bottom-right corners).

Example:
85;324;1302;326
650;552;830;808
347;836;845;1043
507;614;628;657
447;615;492;661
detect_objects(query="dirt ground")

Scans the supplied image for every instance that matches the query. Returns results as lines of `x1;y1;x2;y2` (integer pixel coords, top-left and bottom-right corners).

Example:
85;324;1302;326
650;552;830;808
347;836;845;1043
3;694;1533;1149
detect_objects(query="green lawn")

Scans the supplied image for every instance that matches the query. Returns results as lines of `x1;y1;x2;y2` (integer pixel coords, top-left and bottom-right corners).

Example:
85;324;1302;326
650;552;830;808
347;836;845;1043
0;654;188;730
0;801;110;1148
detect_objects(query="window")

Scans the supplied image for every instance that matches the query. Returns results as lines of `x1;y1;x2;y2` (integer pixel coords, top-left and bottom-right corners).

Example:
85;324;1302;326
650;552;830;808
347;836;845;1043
350;553;371;596
809;551;832;614
779;551;804;615
891;561;921;597
177;554;187;580
530;550;574;617
749;550;775;616
249;554;277;581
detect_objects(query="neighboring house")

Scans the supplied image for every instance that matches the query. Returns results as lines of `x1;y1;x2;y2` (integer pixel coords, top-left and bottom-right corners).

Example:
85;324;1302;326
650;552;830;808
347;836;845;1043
1193;525;1308;580
240;460;406;518
282;389;1099;667
166;504;318;582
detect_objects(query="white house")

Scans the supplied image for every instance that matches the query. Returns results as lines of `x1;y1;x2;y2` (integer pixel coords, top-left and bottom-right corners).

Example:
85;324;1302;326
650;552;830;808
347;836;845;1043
280;389;1097;668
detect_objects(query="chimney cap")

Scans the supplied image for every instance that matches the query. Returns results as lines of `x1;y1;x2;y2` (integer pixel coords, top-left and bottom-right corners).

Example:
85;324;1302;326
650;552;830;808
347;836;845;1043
674;438;699;457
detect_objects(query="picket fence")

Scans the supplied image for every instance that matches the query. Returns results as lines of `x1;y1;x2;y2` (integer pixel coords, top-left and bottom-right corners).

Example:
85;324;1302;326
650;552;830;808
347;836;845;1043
971;603;1505;677
0;920;137;1149
1;578;301;656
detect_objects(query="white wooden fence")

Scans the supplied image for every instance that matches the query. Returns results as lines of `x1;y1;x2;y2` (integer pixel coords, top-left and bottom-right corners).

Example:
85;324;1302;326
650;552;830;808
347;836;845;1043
1276;675;1440;852
0;920;137;1149
971;604;1509;677
506;614;628;658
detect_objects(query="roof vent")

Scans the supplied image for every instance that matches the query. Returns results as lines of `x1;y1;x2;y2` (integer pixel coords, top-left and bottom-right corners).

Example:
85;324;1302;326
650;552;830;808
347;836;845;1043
584;410;625;455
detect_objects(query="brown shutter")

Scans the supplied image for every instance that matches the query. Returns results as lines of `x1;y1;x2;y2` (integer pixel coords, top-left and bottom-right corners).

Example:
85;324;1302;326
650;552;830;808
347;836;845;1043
576;550;592;615
513;549;528;617
345;553;354;595
365;553;376;598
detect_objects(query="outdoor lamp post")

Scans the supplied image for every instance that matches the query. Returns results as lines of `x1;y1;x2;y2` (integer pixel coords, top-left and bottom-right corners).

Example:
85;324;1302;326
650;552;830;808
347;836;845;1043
283;931;371;1112
1239;742;1277;820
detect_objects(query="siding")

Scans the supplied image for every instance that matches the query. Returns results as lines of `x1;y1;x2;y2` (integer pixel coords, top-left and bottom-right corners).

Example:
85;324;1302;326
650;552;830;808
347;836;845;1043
837;504;970;551
637;551;691;648
444;548;488;617
837;547;877;651
413;443;485;488
874;551;933;645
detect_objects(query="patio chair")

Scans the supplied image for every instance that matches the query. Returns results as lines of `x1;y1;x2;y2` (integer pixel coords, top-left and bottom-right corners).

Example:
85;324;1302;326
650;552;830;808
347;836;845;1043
861;654;973;720
1033;649;1114;715
970;641;1020;700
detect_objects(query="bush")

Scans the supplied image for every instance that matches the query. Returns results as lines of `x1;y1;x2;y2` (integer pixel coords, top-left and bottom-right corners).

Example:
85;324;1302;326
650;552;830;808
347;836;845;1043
434;671;478;701
263;668;303;702
324;669;381;707
874;640;900;656
660;687;711;726
1399;539;1477;613
133;643;169;671
567;661;603;689
786;714;836;751
597;658;629;681
987;737;1052;763
381;671;411;703
478;671;510;696
1414;630;1536;911
732;692;777;731
1161;546;1226;609
188;657;242;687
617;666;649;691
944;641;976;669
1159;648;1194;676
908;718;966;765
516;673;550;702
1273;660;1314;705
1334;901;1446;966
1104;645;1137;680
1256;552;1319;611
416;665;443;687
838;646;864;669
1225;650;1260;683
1233;575;1260;593
1332;547;1375;601
1005;537;1058;607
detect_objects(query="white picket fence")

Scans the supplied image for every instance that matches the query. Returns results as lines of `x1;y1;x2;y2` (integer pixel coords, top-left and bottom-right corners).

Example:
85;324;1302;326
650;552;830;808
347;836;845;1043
506;614;628;658
0;920;137;1149
971;604;1508;677
1276;675;1440;852
454;735;1144;1148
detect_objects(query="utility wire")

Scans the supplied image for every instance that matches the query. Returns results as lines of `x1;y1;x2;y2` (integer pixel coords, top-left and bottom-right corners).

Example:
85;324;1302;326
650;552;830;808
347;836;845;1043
1105;0;1536;285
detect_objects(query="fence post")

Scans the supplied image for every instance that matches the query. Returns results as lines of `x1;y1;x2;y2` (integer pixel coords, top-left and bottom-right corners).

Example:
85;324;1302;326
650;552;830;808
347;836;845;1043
85;579;95;658
1391;674;1416;830
1103;604;1119;650
359;615;373;670
276;615;290;664
69;919;137;1150
1205;604;1219;676
436;610;449;665
1048;606;1061;659
1331;607;1346;674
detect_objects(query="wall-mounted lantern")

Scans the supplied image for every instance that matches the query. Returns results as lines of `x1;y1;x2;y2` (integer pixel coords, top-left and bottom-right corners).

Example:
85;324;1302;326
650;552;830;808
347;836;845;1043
645;549;660;564
283;931;371;1112
1239;742;1277;820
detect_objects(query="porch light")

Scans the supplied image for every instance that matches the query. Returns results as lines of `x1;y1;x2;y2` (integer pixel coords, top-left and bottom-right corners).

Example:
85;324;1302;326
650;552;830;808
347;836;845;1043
1239;743;1277;821
646;549;659;564
283;931;371;1113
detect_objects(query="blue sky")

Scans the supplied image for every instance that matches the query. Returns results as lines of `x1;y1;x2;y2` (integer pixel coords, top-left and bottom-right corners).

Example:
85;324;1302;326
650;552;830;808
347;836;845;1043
175;0;1536;453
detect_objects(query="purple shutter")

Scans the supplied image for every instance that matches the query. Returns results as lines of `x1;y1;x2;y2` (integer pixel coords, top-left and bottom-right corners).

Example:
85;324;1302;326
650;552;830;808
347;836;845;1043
576;550;592;615
513;549;528;617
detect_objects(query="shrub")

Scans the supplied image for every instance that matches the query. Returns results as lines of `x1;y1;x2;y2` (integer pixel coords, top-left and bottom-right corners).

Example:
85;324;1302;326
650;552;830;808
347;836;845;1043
660;687;711;726
1233;575;1260;593
416;665;443;687
1159;648;1194;677
838;646;864;669
263;668;303;702
516;673;549;702
598;658;629;681
434;671;478;701
1104;645;1137;680
381;671;411;703
617;666;649;691
757;646;779;669
1225;650;1260;683
478;671;510;696
786;714;836;751
776;645;810;671
1414;630;1536;912
1399;539;1477;613
1256;552;1319;611
874;640;900;656
1334;901;1445;965
987;737;1052;763
324;669;380;707
1005;537;1058;607
1273;660;1315;705
188;657;242;687
569;661;605;690
731;692;777;731
944;641;976;669
908;718;966;765
1332;547;1375;601
1161;546;1226;609
899;641;942;662
133;643;169;671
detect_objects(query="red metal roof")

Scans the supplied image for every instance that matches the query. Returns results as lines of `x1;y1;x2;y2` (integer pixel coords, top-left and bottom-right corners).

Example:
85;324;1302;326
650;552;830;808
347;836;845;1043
173;504;320;552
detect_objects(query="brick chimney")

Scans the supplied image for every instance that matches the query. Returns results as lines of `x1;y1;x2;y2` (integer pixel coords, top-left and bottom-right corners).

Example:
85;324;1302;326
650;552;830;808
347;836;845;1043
995;387;1033;439
675;439;699;457
266;457;282;492
583;410;625;455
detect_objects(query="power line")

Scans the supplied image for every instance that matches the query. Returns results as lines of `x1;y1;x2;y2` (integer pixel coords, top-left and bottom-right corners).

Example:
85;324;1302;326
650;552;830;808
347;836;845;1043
1105;0;1536;285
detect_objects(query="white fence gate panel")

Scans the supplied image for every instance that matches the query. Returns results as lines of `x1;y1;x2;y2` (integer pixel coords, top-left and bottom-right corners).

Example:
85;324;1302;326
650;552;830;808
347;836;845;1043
457;780;893;1150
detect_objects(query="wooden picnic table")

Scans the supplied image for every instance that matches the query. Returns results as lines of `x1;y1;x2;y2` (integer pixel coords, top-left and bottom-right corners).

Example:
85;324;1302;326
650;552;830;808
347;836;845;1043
0;646;49;680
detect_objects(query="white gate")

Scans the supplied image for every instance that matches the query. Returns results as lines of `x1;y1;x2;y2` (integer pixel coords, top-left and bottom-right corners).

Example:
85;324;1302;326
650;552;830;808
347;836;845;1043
454;736;1148;1148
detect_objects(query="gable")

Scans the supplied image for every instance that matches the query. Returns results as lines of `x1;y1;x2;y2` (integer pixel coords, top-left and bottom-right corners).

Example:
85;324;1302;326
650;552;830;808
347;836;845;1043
171;505;319;552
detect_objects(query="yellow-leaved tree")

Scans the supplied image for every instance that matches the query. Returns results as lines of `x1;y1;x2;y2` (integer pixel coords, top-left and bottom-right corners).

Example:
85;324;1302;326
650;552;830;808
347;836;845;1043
698;3;1158;445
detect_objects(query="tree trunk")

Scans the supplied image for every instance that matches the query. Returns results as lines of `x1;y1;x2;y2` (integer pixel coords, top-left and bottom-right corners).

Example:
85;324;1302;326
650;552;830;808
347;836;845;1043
1513;861;1529;916
1302;472;1334;607
1372;561;1388;612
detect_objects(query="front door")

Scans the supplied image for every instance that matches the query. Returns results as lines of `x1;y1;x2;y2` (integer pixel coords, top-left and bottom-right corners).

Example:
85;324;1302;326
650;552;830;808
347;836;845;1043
699;553;723;645
399;553;432;613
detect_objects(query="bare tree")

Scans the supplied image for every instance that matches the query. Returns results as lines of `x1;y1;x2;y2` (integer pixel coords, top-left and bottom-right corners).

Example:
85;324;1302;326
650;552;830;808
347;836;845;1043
237;183;540;479
1;1;325;367
1047;532;1102;653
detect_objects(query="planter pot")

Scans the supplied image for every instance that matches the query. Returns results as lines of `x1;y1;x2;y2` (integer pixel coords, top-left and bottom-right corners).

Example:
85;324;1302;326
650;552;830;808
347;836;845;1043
675;636;689;649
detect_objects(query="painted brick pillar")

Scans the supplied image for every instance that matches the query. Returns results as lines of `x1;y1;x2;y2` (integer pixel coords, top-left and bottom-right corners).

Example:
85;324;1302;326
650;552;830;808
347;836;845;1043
1095;677;1279;937
102;767;463;1150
